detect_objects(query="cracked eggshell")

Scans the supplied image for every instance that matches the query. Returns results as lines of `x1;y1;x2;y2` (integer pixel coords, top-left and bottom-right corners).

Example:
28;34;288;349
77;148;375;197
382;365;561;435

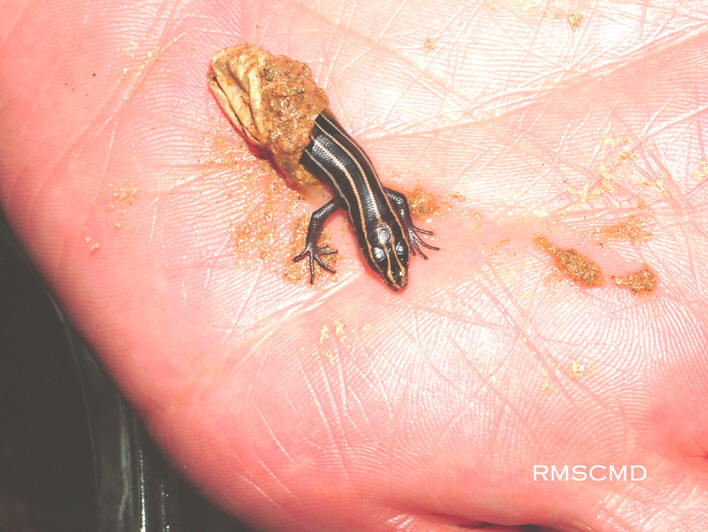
209;44;329;187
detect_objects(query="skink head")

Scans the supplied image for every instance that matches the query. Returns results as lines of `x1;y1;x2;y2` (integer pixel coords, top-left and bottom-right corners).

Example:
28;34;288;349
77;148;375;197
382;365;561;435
365;223;409;291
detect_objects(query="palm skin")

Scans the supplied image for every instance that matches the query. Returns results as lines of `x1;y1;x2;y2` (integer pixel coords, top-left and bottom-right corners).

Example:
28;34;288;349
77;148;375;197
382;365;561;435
1;1;707;530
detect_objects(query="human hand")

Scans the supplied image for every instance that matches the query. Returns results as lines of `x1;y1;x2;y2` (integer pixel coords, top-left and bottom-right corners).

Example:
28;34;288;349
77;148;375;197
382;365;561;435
1;1;706;530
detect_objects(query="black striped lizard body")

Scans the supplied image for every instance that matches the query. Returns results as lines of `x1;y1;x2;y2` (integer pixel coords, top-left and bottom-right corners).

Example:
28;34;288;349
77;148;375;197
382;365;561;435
295;110;438;291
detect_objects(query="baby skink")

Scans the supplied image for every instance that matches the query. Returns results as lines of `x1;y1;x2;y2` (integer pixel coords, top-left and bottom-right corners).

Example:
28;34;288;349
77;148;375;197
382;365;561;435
296;110;438;290
208;44;438;290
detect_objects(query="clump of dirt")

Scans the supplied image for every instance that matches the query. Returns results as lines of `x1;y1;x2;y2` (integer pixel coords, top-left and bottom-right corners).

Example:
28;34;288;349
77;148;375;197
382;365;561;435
596;215;651;244
534;235;604;287
407;186;442;218
612;268;657;294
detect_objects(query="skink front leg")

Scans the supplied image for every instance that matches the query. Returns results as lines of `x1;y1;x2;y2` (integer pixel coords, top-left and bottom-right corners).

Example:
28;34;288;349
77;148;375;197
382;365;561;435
384;188;440;259
293;197;344;283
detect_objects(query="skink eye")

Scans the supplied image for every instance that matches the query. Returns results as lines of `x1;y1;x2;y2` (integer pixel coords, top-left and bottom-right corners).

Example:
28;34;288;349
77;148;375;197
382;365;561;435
372;225;391;246
395;242;406;258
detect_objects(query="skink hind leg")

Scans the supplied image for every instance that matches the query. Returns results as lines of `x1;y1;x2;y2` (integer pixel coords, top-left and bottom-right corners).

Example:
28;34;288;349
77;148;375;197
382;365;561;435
293;197;343;283
384;188;440;259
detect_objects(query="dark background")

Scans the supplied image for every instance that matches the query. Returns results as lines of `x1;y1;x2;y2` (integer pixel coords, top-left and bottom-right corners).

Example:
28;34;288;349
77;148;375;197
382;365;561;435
0;215;254;531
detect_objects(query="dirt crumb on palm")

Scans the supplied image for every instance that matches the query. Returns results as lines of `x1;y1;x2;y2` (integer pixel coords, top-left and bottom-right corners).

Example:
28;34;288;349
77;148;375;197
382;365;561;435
534;235;604;287
407;186;442;218
570;359;584;378
612;268;657;294
111;182;138;206
597;215;651;244
84;236;100;255
568;12;583;31
230;174;301;261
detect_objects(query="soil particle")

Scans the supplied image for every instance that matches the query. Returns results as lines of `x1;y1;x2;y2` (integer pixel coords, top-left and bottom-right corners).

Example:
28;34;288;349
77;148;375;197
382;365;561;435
534;235;604;287
407;186;441;218
612;268;657;294
568;12;584;31
597;214;651;244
